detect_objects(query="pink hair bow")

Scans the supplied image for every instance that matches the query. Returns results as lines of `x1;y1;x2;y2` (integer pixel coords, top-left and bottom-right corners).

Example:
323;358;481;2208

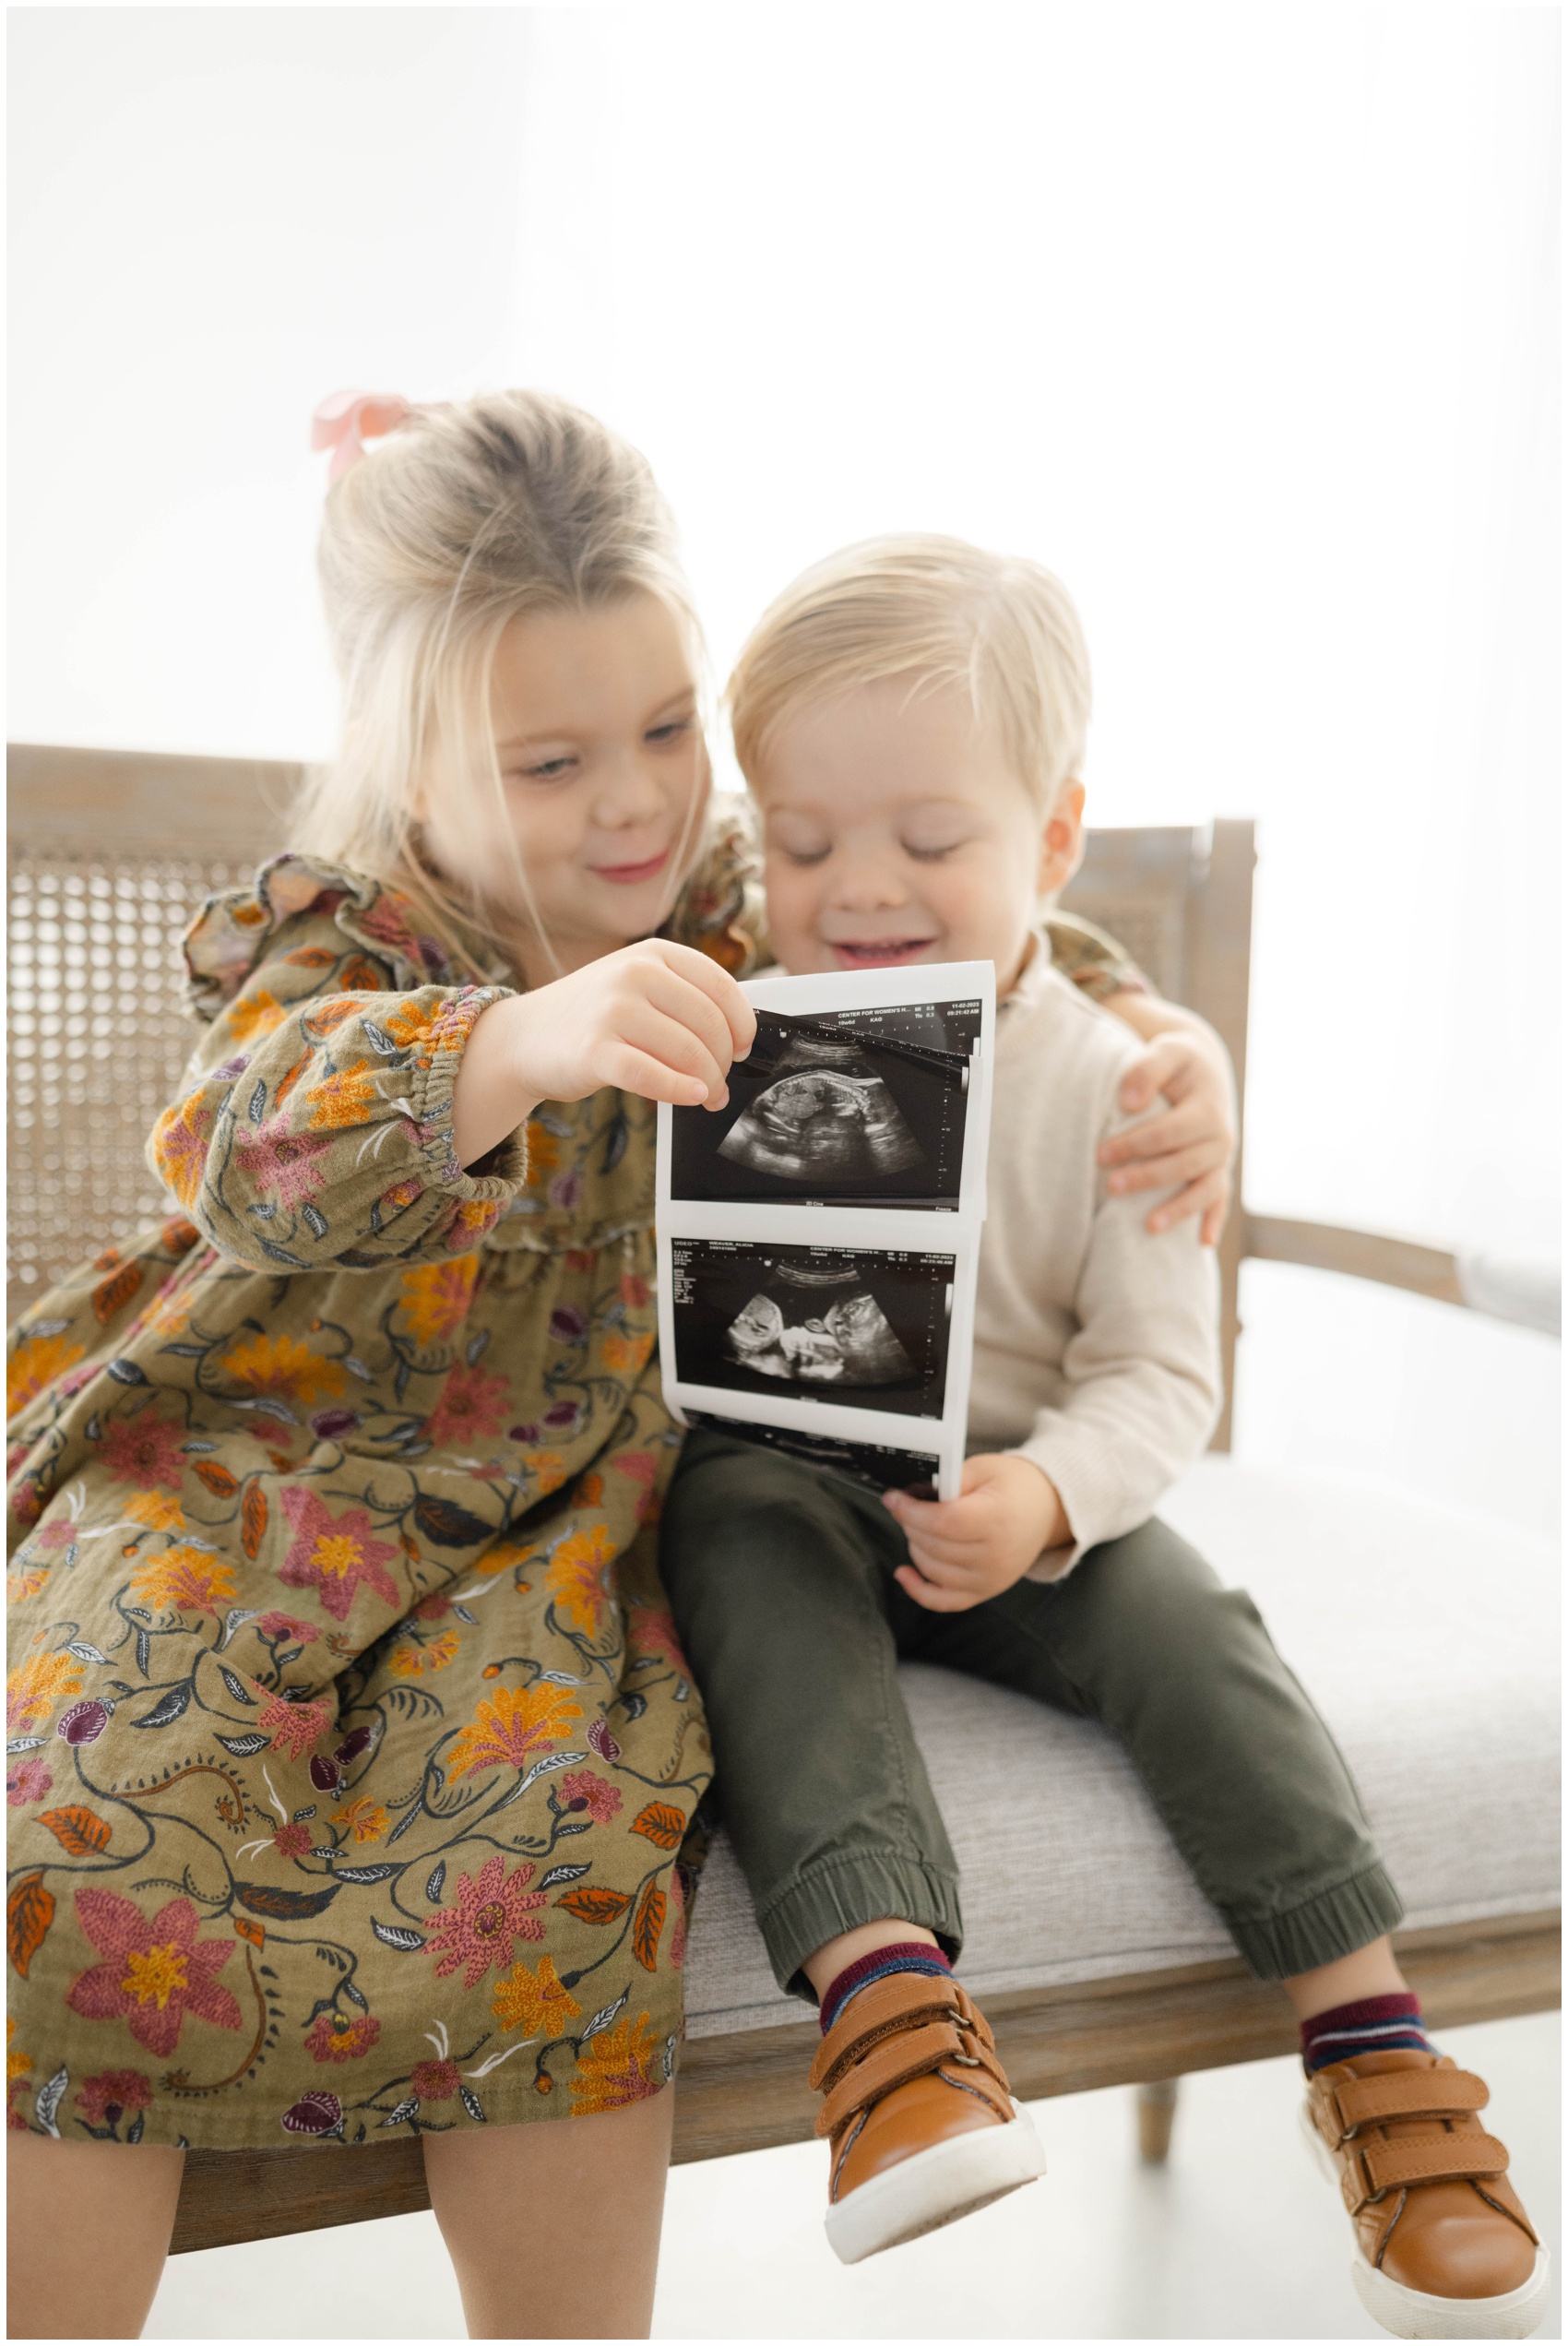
311;390;415;482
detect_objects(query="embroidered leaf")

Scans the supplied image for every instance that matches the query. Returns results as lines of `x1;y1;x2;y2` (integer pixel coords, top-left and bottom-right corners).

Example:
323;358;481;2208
411;1495;493;1551
554;1887;631;1926
133;1681;193;1730
217;1667;255;1707
65;1641;110;1665
459;2086;487;2124
135;1628;151;1677
240;1486;267;1560
218;1732;269;1757
580;1989;627;2042
260;1242;308;1268
126;2111;146;2143
301;1204;328;1239
233;1915;266;1948
91;1262;142;1323
182;1439;219;1454
466;1328;491;1366
334;1864;398;1886
233;1881;342;1920
601;1113;629;1173
587;1718;622;1764
37;1805;112;1857
630;1801;686;1851
539;1864;590;1889
34;2066;68;2138
344;1356;374;1383
6;1738;45;1755
498;1750;585;1808
247;1078;267;1125
424;1862;445;1904
379;2095;421;2128
633;1881;666;1972
193;1460;240;1499
7;1872;54;1979
620;1691;647;1723
371;1917;426;1952
105;1358;146;1385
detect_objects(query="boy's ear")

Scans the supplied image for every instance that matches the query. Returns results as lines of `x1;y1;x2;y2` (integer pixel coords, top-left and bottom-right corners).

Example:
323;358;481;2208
1039;780;1087;896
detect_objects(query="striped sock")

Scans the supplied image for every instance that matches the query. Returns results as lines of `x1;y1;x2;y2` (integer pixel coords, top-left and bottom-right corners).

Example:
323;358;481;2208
1301;1992;1431;2074
819;1940;953;2035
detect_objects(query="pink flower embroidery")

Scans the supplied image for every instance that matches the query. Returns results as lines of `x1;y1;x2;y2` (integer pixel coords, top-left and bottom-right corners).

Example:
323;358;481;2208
254;1611;318;1646
625;1602;689;1675
425;1854;546;1987
100;1413;185;1491
303;2012;382;2064
557;1770;623;1824
255;1695;332;1760
422;1364;511;1451
74;2069;153;2127
233;1117;334;1212
410;2057;460;2102
278;1489;400;1622
65;1890;243;2057
6;1759;53;1806
270;1821;315;1858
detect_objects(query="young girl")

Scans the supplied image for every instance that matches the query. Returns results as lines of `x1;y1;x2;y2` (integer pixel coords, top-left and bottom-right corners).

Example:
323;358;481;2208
6;390;1231;2341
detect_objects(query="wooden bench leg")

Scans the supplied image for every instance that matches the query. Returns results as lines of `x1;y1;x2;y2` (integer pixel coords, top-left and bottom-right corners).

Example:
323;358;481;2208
1136;2076;1180;2162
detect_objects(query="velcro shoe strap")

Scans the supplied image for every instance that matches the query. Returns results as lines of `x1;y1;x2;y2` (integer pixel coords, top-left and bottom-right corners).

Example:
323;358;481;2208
1343;2132;1510;2212
810;1971;964;2094
814;2017;967;2139
1330;2067;1489;2140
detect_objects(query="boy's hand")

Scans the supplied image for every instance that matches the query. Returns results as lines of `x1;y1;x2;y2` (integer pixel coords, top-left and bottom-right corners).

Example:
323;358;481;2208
454;940;756;1166
1099;1027;1236;1247
885;1453;1069;1613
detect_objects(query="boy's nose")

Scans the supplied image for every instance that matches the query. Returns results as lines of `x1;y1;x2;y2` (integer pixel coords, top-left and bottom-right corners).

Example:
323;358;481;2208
831;852;910;909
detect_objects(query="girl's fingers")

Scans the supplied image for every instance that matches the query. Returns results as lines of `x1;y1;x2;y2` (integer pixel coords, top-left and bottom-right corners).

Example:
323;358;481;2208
1100;1097;1225;1165
650;941;757;1058
616;1002;731;1102
601;1043;713;1108
894;1564;980;1614
884;1490;991;1545
636;965;747;1083
1107;1138;1229;1197
1115;1039;1196;1113
1147;1167;1230;1238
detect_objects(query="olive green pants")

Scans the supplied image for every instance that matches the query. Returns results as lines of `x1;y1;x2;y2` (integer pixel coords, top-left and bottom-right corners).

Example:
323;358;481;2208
661;1428;1402;1998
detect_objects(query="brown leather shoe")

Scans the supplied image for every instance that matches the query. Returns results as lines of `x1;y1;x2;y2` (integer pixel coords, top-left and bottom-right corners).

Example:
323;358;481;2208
809;1971;1045;2265
1305;2049;1549;2338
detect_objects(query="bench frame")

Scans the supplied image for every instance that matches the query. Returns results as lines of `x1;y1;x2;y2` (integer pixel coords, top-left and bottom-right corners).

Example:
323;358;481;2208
6;745;1558;2257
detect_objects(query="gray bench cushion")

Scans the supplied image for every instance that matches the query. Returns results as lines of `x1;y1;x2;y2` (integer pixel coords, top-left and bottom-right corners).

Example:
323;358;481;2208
683;1459;1561;2036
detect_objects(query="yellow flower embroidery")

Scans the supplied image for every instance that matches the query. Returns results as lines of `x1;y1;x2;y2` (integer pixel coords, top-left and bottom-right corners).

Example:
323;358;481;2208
7;1331;86;1419
330;1797;389;1844
125;1491;186;1533
525;1123;561;1186
493;1954;582;2039
6;1650;85;1735
446;1683;583;1782
389;1628;459;1677
303;1062;381;1131
6;1562;49;1603
398;1258;480;1343
546;1526;616;1636
600;1329;653;1377
569;2012;662;2116
128;1547;239;1615
223;1333;346;1407
472;1539;542;1581
224;990;290;1047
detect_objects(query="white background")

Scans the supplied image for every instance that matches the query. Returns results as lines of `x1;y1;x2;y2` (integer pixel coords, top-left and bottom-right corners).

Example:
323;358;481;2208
8;4;1560;1528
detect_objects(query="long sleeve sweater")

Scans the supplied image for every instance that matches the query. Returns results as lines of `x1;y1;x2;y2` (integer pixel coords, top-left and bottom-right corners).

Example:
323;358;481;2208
968;937;1221;1574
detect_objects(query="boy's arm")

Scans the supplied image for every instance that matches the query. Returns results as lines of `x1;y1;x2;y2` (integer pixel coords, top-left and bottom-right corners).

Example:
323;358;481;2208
1046;911;1237;1246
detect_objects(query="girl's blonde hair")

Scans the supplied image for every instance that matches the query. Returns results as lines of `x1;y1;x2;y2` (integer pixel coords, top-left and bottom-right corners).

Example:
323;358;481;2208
293;388;704;968
728;534;1091;814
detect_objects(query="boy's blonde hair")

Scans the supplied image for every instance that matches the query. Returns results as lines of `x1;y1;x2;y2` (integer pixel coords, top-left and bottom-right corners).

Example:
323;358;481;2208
728;534;1091;815
293;388;704;965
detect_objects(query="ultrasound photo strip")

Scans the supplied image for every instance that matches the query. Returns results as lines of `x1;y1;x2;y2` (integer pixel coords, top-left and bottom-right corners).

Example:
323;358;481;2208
656;960;994;1498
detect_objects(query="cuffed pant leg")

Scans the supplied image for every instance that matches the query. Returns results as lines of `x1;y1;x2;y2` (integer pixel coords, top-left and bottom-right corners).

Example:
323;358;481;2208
912;1516;1403;1981
660;1432;963;1995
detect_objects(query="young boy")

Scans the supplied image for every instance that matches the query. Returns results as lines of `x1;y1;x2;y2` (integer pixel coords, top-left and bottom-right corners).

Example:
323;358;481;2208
660;539;1545;2338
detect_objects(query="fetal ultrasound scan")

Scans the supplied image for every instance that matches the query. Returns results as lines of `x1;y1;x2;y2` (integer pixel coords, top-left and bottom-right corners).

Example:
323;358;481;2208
669;1000;981;1209
670;1239;955;1417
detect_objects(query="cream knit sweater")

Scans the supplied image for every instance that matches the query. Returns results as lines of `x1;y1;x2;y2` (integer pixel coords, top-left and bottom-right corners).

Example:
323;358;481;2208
969;936;1221;1575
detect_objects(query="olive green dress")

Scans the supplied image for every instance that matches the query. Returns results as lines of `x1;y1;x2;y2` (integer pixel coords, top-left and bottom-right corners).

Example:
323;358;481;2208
6;852;724;2150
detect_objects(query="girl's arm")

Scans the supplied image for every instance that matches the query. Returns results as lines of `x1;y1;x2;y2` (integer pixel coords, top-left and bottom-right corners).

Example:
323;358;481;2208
1044;912;1237;1248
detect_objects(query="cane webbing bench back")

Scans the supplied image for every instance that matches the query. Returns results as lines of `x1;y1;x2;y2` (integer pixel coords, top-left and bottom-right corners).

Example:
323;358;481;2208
6;748;1253;1438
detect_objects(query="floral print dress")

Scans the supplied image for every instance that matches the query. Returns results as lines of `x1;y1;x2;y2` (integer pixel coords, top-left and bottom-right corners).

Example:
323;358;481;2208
6;854;716;2152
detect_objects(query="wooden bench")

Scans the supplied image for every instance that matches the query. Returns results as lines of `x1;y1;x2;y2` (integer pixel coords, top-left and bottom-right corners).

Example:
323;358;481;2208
7;743;1559;2257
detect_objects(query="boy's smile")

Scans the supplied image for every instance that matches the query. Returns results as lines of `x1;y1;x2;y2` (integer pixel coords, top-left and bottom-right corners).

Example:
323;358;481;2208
752;676;1084;994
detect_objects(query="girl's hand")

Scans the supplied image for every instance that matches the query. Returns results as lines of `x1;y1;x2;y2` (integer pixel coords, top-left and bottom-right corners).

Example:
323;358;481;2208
1099;1028;1237;1246
885;1453;1069;1613
453;940;756;1166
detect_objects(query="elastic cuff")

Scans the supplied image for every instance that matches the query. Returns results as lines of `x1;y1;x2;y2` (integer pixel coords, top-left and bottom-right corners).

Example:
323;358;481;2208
1225;1861;1406;1982
755;1851;965;2000
409;985;529;1197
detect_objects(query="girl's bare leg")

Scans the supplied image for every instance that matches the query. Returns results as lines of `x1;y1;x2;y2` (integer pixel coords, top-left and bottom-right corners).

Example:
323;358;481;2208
423;2085;674;2340
7;2134;184;2339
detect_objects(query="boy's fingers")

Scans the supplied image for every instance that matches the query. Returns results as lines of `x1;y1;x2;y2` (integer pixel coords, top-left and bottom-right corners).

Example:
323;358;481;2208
1148;1168;1230;1237
1107;1139;1227;1197
884;1490;991;1543
1116;1040;1193;1113
1100;1099;1225;1165
894;1565;980;1614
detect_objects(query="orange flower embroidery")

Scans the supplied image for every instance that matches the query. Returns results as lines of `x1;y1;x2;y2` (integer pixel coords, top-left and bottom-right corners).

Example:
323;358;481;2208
445;1682;583;1782
600;1329;653;1377
6;1651;85;1736
303;1062;381;1132
329;1797;388;1844
223;990;290;1047
148;1100;211;1208
471;1538;542;1581
124;1492;185;1533
389;1629;458;1678
524;1123;561;1186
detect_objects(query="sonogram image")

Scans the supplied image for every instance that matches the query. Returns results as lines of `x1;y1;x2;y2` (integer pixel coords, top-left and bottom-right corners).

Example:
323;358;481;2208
716;1037;925;1185
670;1239;954;1417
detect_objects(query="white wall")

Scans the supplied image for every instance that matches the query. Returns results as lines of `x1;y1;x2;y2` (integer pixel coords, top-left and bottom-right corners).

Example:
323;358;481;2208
8;5;1560;1527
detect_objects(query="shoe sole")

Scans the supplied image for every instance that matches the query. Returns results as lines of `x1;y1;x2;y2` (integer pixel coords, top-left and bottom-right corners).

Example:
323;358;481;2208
825;2106;1046;2267
1301;2100;1551;2339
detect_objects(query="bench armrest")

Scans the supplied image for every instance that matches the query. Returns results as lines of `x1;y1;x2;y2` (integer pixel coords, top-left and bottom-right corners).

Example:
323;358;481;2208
1241;1215;1561;1340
